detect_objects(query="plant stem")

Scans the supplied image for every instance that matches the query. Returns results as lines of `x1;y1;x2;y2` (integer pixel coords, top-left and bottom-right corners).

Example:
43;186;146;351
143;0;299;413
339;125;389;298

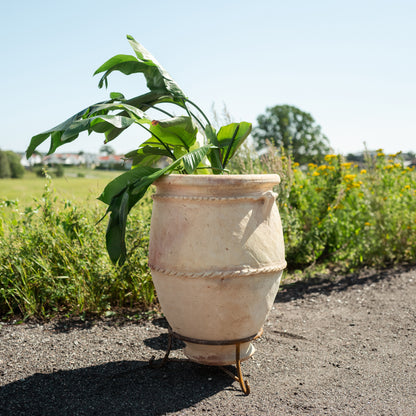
136;123;176;160
184;98;212;127
222;125;240;168
150;106;175;118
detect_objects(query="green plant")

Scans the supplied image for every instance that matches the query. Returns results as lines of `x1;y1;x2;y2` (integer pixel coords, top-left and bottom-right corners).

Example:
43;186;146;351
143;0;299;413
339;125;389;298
27;35;251;265
230;145;416;274
5;151;25;179
0;150;12;178
0;177;155;319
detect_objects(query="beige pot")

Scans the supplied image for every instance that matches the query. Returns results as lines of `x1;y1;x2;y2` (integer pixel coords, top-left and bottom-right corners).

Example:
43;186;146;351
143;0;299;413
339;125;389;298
148;174;286;365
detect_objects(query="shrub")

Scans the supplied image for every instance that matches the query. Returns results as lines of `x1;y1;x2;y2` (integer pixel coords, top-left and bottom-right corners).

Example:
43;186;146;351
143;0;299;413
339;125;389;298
0;177;155;320
5;151;25;178
0;151;12;178
231;146;416;273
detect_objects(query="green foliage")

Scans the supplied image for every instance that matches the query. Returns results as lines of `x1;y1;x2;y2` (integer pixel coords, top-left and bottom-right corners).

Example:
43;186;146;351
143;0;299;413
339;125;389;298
230;146;416;274
0;178;155;320
1;151;415;320
34;166;64;178
100;145;115;155
55;164;65;177
0;151;12;179
4;151;25;178
27;35;252;265
252;105;330;165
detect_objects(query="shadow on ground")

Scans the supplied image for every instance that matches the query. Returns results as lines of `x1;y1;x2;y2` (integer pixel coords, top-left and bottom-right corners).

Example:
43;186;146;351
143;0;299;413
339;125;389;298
276;263;415;303
0;359;235;416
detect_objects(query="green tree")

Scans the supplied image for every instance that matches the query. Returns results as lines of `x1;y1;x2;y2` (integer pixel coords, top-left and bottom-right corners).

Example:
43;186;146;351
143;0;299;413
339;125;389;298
0;150;12;178
5;151;25;178
252;105;330;165
99;145;115;155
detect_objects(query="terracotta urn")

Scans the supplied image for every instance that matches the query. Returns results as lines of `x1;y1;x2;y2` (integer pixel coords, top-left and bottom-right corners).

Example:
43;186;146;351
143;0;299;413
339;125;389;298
148;174;286;365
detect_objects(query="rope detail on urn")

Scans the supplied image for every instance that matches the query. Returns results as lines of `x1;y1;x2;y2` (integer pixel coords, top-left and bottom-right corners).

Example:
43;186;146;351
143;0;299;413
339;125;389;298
152;190;278;203
149;261;287;279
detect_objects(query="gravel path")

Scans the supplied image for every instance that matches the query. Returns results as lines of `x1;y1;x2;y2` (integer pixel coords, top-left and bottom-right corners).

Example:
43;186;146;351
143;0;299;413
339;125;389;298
1;265;415;415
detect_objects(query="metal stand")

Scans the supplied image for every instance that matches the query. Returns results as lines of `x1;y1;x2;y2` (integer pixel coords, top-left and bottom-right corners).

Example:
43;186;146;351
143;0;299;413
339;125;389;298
149;327;263;395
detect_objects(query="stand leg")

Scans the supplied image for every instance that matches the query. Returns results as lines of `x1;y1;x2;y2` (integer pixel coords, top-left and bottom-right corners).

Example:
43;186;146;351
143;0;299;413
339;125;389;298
235;343;250;395
149;328;256;395
149;330;173;369
219;343;251;395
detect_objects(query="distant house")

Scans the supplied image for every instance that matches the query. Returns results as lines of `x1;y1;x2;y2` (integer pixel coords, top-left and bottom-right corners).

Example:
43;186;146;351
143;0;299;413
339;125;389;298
97;154;132;170
20;153;42;167
43;153;100;167
19;152;131;170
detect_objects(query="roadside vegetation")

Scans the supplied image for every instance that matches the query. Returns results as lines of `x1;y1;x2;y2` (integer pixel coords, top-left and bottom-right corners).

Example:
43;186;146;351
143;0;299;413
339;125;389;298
231;147;416;275
1;148;415;321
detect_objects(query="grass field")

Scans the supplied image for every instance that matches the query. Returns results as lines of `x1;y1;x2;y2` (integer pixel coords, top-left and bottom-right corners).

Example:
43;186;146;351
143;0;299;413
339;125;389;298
0;169;121;206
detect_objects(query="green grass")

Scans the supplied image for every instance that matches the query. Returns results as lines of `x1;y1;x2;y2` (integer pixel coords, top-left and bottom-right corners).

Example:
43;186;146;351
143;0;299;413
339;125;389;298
0;169;120;206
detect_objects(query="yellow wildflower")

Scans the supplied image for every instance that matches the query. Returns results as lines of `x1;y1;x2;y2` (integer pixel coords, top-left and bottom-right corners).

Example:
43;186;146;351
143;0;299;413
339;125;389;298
360;169;367;174
324;154;337;162
341;162;352;169
364;222;371;226
293;162;300;167
312;171;320;176
343;174;357;182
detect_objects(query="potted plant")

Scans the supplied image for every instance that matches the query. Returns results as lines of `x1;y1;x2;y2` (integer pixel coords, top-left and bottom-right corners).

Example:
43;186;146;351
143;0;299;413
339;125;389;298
26;35;286;394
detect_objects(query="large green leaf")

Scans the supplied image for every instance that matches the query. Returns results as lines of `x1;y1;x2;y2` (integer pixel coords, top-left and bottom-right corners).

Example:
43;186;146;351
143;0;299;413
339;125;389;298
99;145;215;264
105;190;129;265
103;91;186;143
126;35;185;98
182;145;213;174
26;102;148;157
217;122;252;167
94;54;150;88
100;166;161;265
149;116;197;149
124;145;170;168
98;166;160;205
26;106;94;157
204;125;223;173
94;35;185;99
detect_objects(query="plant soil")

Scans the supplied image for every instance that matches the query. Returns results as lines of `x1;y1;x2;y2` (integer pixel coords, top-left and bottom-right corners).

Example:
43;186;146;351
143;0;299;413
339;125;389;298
1;265;415;415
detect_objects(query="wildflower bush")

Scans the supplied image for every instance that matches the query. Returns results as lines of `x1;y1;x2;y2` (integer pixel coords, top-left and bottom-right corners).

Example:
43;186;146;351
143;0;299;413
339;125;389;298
0;177;155;320
231;147;416;273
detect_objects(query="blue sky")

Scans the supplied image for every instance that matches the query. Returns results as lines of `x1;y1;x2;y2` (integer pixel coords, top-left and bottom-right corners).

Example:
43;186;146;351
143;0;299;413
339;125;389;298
1;0;415;156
